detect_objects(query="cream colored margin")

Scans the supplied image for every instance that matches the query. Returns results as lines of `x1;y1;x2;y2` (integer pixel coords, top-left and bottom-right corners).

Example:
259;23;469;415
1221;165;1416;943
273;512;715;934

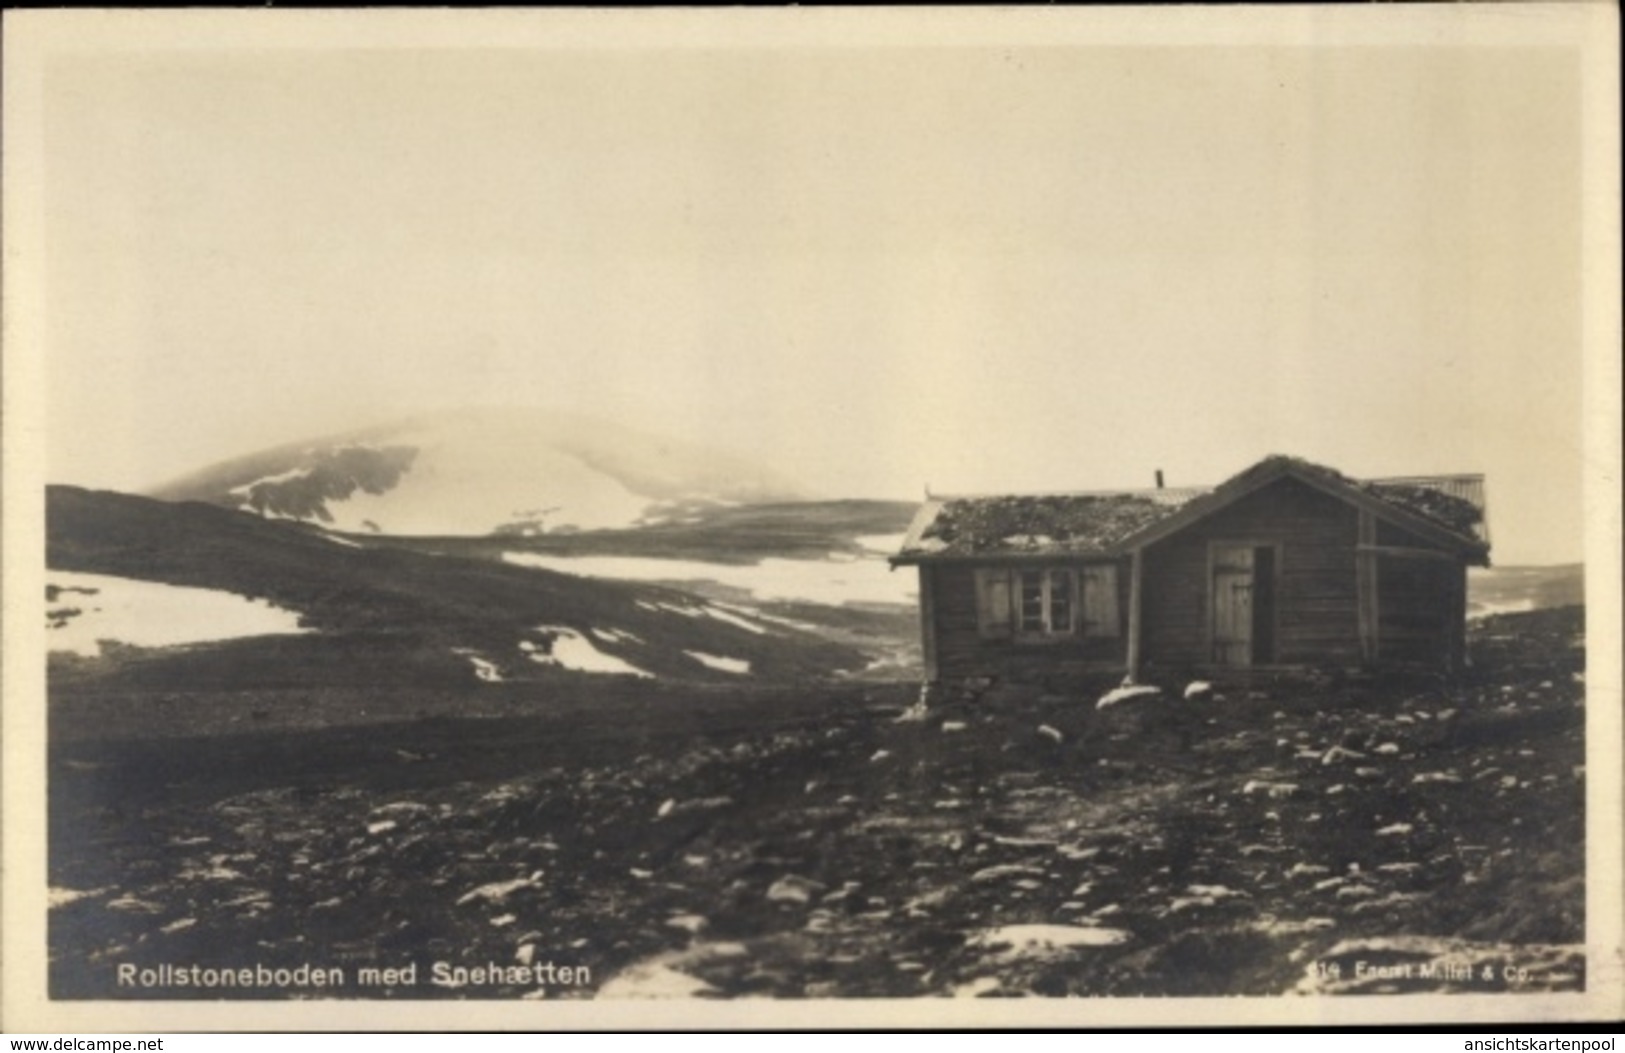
3;4;1620;1032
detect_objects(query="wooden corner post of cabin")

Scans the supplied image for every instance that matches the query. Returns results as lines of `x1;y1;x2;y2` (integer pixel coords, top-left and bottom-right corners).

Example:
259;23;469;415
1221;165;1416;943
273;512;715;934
1355;508;1378;665
917;564;939;683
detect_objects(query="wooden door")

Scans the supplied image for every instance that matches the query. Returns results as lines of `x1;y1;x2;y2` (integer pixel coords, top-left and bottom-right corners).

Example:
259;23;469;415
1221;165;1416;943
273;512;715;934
1212;544;1255;667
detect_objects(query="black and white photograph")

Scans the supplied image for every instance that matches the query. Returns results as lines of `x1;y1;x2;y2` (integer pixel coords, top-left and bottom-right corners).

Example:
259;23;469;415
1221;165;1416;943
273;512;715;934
3;6;1620;1031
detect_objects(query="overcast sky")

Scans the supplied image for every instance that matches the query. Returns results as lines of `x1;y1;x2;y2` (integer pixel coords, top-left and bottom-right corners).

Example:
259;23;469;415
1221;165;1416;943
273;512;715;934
23;12;1602;563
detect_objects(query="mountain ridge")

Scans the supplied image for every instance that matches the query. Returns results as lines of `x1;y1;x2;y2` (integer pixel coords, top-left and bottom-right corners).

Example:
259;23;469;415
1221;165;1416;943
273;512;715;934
148;408;809;536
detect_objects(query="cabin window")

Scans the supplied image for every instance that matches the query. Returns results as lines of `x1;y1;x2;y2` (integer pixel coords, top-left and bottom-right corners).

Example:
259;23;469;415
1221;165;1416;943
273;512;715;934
1018;569;1073;635
976;565;1119;640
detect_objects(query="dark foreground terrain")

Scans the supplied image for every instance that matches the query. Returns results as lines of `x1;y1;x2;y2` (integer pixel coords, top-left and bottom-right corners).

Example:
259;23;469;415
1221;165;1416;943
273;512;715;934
49;607;1586;1000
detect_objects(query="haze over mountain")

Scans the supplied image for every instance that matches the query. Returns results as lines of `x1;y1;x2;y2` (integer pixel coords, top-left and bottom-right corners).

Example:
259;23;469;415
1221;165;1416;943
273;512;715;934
150;409;807;537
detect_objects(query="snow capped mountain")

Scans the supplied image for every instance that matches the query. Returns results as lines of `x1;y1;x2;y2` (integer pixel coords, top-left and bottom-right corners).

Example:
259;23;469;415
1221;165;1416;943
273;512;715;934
149;409;806;536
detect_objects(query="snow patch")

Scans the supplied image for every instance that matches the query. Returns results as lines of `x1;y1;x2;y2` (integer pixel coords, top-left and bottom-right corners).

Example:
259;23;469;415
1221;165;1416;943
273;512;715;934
228;466;313;496
1468;598;1537;620
1096;684;1162;709
46;571;308;657
451;649;504;683
854;533;907;554
502;550;916;607
696;605;769;635
529;626;653;678
589;627;644;646
685;651;751;675
633;597;778;635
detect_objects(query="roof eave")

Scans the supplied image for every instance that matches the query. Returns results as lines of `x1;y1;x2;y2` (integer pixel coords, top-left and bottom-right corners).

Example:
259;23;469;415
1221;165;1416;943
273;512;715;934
890;548;1127;567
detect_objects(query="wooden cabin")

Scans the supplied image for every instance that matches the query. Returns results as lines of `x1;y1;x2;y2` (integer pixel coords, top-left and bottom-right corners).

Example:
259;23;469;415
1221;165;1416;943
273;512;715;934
889;456;1490;685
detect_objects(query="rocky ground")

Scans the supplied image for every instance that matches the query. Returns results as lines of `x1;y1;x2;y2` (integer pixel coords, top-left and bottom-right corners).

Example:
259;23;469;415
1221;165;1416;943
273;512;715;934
48;607;1587;1000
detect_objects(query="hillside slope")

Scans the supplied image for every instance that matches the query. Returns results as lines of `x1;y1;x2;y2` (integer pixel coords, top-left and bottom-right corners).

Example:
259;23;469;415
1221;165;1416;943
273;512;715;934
47;486;867;691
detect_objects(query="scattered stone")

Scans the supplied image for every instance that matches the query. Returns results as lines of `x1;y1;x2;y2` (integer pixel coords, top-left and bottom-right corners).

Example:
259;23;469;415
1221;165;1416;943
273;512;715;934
1242;780;1299;799
1322;746;1365;766
372;801;430;817
1187;884;1245;900
991;835;1057;849
1184;681;1214;701
1350;892;1426;914
1374;743;1401;755
515;944;536;966
365;820;398;836
160;917;197;935
1376;823;1413;837
48;887;111;909
659;797;734;819
1254;916;1336;936
767;875;826;905
1413;772;1462;785
971;864;1049;883
966;924;1131;960
456;873;543;906
870;750;892;763
942;722;968;733
1036;724;1064;744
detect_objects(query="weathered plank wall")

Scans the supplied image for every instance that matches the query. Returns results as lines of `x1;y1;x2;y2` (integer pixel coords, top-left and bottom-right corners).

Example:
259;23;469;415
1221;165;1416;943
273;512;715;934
1140;476;1361;667
928;561;1129;683
1373;518;1464;668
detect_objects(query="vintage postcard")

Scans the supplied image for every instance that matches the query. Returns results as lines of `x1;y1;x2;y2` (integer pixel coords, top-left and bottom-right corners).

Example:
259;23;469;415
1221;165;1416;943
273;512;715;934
4;5;1620;1032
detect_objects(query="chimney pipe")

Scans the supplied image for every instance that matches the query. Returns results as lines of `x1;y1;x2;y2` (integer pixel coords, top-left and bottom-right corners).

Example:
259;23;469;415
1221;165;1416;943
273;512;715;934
1155;469;1165;490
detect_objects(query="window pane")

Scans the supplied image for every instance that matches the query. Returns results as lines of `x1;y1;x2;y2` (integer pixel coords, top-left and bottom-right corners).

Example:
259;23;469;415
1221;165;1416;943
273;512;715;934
1048;570;1073;633
1019;570;1045;632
